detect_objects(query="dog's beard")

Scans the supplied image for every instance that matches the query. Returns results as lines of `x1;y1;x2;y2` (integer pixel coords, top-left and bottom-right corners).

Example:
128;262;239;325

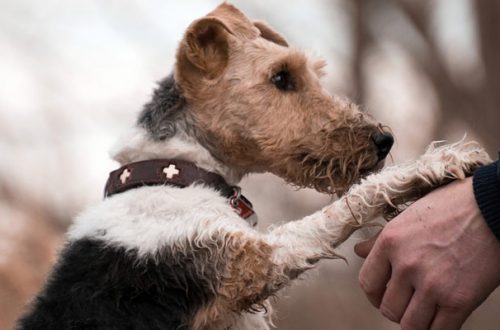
291;152;379;196
281;126;382;196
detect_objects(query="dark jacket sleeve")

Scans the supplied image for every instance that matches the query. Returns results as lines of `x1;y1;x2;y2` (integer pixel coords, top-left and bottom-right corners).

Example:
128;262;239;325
473;156;500;241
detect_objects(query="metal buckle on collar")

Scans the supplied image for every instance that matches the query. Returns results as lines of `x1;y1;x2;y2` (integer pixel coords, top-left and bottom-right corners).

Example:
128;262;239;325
229;186;258;227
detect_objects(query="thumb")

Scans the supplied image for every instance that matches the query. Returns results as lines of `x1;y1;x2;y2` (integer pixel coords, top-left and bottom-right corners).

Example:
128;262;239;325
354;230;381;258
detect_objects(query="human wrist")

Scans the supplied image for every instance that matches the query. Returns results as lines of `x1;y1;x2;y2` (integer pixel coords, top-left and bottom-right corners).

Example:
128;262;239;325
473;159;500;241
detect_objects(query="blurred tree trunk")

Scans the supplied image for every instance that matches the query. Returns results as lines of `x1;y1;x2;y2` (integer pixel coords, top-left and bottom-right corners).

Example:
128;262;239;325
351;0;370;105
391;0;500;154
476;0;500;107
474;0;500;153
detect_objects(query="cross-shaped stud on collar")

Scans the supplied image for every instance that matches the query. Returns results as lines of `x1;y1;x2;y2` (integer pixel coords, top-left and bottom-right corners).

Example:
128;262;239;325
119;168;131;184
163;164;180;179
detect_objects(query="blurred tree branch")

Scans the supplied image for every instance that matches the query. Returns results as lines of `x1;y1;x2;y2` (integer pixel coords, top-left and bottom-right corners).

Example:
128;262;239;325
386;0;500;153
351;0;370;105
475;0;500;115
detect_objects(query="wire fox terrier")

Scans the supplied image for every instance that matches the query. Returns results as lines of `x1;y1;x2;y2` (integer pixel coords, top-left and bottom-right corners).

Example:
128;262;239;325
18;3;490;330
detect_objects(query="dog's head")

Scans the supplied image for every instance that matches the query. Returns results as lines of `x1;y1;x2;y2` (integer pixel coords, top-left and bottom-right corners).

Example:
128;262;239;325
143;3;393;195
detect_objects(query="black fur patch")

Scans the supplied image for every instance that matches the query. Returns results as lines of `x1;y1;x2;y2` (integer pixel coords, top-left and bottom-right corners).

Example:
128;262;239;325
18;238;218;330
138;74;186;141
136;75;230;169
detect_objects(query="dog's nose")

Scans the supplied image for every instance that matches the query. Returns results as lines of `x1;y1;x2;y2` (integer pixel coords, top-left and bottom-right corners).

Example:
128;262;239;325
372;132;394;160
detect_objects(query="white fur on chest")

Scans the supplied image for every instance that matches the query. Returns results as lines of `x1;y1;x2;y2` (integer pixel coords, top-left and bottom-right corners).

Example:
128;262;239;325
69;184;256;256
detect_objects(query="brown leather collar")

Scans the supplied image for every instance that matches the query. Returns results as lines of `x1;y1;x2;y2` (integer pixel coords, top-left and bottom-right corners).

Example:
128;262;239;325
104;159;257;225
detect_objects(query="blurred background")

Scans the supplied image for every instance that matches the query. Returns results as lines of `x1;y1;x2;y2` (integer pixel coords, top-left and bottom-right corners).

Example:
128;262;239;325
1;0;499;329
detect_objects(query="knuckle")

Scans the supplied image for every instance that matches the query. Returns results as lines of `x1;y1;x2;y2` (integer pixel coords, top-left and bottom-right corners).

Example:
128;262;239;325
358;273;373;294
400;321;411;330
447;292;472;311
379;303;400;323
379;229;399;249
400;311;427;330
400;295;433;329
421;277;440;296
421;271;456;298
358;275;381;307
400;318;418;330
398;259;418;275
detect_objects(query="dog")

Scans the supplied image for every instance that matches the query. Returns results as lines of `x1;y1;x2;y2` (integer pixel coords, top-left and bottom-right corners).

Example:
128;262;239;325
17;3;491;330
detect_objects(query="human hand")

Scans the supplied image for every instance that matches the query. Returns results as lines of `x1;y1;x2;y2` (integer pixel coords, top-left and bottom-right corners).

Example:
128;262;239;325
355;177;500;329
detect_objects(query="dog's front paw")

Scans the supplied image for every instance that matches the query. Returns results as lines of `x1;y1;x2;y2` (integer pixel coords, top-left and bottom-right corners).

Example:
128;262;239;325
417;140;491;184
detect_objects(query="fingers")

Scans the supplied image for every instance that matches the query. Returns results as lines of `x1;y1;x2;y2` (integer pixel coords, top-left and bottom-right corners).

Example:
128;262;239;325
430;307;471;330
376;280;470;330
379;276;414;323
358;241;391;308
400;291;437;330
354;230;381;258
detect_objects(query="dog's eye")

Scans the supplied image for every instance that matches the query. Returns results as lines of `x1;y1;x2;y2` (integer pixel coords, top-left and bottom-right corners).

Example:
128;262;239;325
271;70;294;91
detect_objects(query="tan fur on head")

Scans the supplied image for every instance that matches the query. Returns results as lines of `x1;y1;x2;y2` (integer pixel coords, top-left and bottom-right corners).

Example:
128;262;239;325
176;3;260;90
175;3;386;195
281;111;383;195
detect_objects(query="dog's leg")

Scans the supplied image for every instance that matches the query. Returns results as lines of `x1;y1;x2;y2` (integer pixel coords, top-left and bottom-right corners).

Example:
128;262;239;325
207;141;491;320
267;141;490;272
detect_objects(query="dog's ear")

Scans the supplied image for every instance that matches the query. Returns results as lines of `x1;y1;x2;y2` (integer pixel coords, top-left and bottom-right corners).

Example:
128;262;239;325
253;21;288;47
176;17;232;88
